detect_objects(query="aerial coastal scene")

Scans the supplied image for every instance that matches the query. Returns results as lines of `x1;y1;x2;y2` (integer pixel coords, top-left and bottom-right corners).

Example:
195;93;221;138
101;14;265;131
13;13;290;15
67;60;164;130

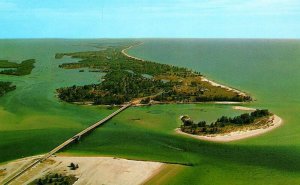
0;1;299;185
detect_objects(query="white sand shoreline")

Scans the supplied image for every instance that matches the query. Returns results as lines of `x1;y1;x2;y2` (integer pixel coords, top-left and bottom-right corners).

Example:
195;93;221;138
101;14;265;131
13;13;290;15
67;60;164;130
122;43;250;99
176;106;283;142
121;43;145;61
201;77;248;97
233;106;256;111
0;156;164;185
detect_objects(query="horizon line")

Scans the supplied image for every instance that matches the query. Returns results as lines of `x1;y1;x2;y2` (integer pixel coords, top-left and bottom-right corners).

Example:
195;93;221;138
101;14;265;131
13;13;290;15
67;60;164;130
0;37;300;40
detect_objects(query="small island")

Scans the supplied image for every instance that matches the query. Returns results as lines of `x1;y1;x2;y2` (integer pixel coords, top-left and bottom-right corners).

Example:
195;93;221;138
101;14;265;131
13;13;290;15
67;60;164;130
55;43;251;105
177;108;282;142
0;59;35;97
0;81;16;97
0;59;35;76
180;109;271;134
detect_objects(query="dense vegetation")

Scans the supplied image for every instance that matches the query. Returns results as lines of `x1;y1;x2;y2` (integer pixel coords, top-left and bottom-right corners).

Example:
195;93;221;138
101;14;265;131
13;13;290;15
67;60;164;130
56;43;251;105
57;70;171;105
0;81;16;97
0;59;34;97
181;109;271;135
30;173;77;185
0;59;35;76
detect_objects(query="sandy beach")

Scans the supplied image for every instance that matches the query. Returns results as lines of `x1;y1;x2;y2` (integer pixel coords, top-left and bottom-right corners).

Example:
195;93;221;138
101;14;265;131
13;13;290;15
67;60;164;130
176;106;283;142
233;106;256;111
0;156;164;185
121;43;145;61
201;77;248;97
122;43;249;100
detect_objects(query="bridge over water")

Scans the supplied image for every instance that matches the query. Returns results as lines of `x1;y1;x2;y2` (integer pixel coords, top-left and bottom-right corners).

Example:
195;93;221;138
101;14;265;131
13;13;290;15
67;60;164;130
3;103;132;185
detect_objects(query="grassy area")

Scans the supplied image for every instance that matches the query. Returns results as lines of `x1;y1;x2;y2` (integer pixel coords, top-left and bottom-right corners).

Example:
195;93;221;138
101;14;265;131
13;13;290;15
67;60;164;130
56;44;251;105
0;59;35;76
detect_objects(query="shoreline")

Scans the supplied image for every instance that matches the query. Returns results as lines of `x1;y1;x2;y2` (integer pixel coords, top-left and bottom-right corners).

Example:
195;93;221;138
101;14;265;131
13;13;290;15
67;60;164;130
121;42;145;61
131;101;245;107
0;155;164;185
175;106;283;142
122;43;250;99
201;77;248;97
71;99;246;107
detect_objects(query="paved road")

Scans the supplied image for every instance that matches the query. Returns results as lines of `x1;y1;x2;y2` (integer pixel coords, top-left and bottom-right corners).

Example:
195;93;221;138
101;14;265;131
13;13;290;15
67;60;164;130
3;103;131;185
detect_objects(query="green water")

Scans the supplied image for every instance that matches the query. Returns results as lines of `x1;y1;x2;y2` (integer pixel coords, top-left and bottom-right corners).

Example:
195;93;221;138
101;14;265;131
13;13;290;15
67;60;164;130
1;39;300;184
127;39;300;184
0;39;114;162
128;39;300;144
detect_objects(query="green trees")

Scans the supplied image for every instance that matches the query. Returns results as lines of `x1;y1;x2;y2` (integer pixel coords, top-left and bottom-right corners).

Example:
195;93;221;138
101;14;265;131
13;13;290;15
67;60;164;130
181;109;271;135
55;44;252;105
197;121;206;127
0;59;35;76
31;173;77;185
141;97;151;104
57;70;172;105
180;115;194;126
68;162;79;170
0;81;16;97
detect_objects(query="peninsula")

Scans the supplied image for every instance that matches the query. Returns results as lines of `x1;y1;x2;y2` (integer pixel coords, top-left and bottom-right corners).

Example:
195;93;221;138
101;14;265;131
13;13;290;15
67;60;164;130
55;42;283;143
55;43;251;105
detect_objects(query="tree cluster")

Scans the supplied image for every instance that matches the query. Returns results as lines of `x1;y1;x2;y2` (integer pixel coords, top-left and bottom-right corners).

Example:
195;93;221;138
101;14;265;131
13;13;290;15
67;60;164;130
31;173;77;185
181;109;270;135
57;70;172;105
0;59;35;76
55;43;252;105
0;81;16;97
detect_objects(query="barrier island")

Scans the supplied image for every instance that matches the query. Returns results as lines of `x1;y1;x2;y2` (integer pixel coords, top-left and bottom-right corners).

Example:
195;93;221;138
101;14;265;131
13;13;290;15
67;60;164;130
55;43;251;105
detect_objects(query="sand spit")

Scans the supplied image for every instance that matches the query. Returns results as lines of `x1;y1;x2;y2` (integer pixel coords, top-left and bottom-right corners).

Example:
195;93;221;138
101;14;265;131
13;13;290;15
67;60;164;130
121;43;145;61
0;156;164;185
233;106;256;111
201;77;248;97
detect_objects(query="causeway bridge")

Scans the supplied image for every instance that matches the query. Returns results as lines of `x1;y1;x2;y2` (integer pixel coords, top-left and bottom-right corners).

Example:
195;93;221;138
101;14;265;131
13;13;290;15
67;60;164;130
3;103;132;185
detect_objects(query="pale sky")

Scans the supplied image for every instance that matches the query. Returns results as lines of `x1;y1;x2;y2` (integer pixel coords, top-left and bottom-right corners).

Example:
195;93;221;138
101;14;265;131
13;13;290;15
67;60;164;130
0;0;299;38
